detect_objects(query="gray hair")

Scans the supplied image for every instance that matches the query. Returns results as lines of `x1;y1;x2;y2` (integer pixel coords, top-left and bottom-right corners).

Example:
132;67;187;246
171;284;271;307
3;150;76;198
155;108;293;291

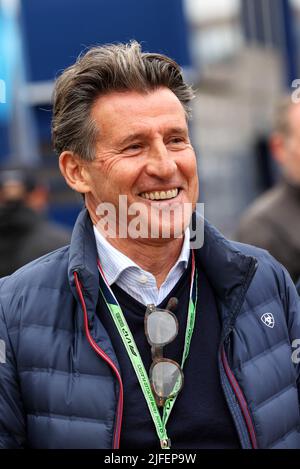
52;41;195;161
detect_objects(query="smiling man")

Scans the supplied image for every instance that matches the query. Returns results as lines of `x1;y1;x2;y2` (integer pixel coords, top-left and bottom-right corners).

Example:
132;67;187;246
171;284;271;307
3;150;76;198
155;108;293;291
59;86;198;289
0;42;300;450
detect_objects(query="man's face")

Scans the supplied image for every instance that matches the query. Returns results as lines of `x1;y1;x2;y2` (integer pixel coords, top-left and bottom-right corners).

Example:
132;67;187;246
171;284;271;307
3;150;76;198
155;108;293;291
280;103;300;184
83;87;199;242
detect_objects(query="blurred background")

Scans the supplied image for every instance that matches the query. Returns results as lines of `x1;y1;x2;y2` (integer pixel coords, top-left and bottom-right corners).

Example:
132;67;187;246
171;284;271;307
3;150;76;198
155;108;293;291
0;0;299;236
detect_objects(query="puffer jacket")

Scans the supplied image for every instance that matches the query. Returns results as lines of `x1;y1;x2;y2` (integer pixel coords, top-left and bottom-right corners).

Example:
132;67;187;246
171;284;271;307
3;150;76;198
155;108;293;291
0;209;300;449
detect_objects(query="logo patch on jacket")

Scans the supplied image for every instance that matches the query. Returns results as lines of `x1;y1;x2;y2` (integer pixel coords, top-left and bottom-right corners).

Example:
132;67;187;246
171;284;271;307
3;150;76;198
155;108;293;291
261;312;275;328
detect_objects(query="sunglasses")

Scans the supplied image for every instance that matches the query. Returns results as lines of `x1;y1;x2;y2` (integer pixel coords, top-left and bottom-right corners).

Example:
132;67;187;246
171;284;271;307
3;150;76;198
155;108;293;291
144;298;183;407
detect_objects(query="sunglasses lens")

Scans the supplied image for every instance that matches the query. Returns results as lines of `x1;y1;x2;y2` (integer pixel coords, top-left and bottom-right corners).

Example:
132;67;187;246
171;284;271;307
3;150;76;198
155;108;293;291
147;310;177;345
151;361;183;399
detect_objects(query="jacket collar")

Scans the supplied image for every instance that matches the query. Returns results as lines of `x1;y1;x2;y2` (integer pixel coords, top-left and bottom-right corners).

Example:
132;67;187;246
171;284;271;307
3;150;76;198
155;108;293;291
195;217;257;327
68;209;257;326
68;209;100;322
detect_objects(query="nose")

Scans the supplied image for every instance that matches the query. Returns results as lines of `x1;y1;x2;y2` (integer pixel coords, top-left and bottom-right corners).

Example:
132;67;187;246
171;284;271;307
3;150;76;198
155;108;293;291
145;141;177;179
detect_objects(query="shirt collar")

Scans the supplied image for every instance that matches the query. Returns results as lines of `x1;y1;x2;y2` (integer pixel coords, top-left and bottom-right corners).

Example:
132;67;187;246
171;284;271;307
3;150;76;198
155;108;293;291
93;225;190;286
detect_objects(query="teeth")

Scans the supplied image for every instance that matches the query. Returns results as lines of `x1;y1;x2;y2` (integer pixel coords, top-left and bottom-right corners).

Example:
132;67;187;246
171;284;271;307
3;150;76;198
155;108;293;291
140;188;179;200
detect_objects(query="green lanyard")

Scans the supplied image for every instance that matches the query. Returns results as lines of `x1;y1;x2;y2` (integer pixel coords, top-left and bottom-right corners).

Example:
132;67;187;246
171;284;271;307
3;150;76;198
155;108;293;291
97;251;198;449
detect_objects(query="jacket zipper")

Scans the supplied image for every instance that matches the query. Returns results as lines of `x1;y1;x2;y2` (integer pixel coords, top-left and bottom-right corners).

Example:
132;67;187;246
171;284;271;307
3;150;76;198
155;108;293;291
221;345;258;448
74;271;123;449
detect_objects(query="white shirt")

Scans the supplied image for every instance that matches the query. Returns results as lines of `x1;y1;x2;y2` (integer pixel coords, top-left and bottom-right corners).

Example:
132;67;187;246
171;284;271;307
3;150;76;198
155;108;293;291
93;226;190;306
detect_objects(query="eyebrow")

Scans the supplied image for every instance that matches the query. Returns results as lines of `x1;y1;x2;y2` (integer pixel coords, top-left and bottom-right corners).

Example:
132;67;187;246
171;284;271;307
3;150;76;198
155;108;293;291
118;127;188;147
118;132;149;147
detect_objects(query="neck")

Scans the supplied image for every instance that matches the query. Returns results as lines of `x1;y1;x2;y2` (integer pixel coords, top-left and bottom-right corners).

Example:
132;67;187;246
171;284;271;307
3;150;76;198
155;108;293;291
102;233;184;289
88;202;186;288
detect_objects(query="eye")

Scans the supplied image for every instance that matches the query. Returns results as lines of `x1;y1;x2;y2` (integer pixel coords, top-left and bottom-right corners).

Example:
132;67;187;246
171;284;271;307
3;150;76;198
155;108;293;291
170;137;184;144
128;144;142;150
167;136;188;148
122;143;143;155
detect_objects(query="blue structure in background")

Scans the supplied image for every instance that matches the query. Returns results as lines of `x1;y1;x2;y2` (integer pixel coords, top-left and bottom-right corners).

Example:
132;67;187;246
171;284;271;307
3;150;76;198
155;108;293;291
241;0;297;89
19;0;191;151
12;0;191;226
0;3;18;162
20;0;190;81
281;0;297;88
0;0;39;165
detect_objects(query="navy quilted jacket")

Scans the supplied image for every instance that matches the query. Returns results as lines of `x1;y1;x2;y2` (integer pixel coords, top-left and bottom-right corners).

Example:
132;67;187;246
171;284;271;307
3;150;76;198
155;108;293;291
0;209;300;448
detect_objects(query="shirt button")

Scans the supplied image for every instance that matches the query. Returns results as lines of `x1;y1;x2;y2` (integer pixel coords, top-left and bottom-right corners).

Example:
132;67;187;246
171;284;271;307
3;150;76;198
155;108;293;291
138;275;148;284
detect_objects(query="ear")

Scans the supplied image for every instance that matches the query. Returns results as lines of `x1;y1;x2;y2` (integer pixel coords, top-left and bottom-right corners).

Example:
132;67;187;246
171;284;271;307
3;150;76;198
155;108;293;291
59;151;91;194
269;133;288;165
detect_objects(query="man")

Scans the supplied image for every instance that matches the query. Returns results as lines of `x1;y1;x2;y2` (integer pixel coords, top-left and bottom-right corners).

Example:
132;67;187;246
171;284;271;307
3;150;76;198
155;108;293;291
236;97;300;282
0;42;300;449
0;168;71;277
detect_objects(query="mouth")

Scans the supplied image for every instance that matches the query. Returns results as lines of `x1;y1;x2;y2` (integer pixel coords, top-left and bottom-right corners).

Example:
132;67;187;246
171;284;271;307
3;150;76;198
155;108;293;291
139;188;179;201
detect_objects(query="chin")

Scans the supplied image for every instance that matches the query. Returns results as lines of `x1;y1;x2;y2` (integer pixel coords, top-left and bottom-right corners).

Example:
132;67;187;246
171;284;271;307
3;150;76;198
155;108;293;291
148;221;186;241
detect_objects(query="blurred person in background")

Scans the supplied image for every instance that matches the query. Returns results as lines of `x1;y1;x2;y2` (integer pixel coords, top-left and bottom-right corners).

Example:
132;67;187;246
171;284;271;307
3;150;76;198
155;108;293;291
235;97;300;282
0;168;71;277
0;43;299;450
